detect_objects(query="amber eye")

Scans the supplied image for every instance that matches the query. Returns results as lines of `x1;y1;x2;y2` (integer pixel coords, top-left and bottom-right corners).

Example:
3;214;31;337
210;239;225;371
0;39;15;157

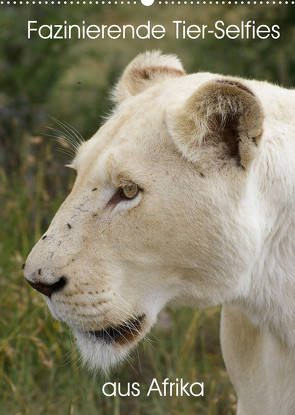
121;183;139;199
107;183;140;208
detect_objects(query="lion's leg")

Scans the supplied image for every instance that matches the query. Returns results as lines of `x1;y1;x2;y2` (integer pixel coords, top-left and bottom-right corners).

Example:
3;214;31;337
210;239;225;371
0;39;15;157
221;304;295;415
220;305;267;415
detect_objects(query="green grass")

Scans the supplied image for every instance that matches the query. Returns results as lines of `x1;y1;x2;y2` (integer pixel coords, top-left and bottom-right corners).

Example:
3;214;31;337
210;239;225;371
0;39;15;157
0;141;236;415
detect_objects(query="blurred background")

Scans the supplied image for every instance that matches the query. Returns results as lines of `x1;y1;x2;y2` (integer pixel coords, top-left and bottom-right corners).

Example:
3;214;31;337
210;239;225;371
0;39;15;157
1;4;295;414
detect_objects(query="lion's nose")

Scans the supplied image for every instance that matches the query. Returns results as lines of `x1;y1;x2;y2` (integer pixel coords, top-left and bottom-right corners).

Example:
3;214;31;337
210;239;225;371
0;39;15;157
25;276;67;298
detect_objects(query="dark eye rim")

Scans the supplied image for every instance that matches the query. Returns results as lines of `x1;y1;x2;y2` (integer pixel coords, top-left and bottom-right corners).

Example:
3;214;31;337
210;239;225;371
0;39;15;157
107;185;141;208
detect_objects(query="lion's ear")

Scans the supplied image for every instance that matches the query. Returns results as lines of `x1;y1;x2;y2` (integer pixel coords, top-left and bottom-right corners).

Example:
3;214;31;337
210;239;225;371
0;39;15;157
167;79;264;169
113;51;185;104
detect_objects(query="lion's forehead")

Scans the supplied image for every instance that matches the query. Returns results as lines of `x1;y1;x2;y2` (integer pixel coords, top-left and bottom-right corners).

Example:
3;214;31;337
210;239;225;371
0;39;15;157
73;105;178;189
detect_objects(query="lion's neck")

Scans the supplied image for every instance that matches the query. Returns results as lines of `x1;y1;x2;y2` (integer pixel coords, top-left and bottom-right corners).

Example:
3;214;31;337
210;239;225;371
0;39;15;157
243;220;295;350
237;125;295;350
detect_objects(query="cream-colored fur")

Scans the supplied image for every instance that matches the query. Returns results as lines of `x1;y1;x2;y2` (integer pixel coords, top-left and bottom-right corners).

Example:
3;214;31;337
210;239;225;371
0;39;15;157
24;51;295;414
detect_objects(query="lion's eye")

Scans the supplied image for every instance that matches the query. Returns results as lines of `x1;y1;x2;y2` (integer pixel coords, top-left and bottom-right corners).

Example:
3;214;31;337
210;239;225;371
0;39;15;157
107;182;140;208
121;183;139;199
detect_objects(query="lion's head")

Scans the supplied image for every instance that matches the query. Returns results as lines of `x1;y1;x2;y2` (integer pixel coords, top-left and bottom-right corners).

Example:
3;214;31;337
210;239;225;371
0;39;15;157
24;51;266;372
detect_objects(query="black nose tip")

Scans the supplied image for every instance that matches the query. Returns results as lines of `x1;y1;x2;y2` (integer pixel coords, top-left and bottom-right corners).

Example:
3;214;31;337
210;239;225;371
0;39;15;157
26;276;66;298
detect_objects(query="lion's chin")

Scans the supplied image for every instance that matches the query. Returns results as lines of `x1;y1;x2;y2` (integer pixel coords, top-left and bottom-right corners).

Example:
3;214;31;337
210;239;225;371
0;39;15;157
73;314;148;373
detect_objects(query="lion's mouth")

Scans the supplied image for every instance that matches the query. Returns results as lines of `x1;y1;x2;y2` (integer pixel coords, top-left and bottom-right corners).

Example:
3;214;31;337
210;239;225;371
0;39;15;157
88;314;146;345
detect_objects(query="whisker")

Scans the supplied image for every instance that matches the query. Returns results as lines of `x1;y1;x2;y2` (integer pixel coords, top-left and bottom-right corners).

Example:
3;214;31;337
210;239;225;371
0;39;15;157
48;115;84;149
45;128;80;152
60;118;85;143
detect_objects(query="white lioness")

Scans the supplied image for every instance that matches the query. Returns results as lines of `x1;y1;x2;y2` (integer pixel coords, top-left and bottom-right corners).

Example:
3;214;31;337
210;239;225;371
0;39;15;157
24;51;295;414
